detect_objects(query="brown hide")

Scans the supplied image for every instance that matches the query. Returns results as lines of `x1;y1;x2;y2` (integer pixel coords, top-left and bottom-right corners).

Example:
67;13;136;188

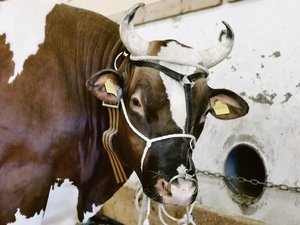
0;4;132;224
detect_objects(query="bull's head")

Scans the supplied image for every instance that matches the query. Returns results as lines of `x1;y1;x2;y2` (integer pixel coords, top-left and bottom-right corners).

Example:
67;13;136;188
87;3;248;206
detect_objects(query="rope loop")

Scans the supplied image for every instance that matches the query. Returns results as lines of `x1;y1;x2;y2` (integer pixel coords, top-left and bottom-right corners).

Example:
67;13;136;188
158;202;197;225
135;187;151;225
135;186;197;225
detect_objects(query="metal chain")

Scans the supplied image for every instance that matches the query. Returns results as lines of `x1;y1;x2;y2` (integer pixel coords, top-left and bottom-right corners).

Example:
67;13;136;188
197;169;300;206
196;169;300;193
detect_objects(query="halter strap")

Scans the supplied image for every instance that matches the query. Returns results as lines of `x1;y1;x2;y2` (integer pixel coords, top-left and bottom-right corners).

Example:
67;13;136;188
102;106;128;183
133;60;208;83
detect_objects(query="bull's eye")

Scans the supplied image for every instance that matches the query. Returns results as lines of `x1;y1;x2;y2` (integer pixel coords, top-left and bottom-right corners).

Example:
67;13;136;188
132;97;141;107
130;90;144;115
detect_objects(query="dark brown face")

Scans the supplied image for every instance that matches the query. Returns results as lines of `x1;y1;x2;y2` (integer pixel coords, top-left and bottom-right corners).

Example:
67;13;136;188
115;66;209;206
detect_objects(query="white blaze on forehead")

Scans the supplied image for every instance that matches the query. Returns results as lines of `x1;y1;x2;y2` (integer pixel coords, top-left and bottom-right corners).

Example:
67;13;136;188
157;41;200;130
0;0;65;83
160;74;186;130
8;209;43;225
43;179;79;225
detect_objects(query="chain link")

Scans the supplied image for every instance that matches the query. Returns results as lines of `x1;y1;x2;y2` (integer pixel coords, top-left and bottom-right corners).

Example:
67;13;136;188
197;169;300;206
196;169;300;193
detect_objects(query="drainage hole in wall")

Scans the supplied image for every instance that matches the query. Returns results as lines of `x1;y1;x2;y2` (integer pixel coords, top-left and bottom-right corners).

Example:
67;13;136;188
224;144;266;206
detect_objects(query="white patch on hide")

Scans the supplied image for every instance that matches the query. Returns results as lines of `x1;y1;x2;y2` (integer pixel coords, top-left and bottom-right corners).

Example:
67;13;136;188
82;204;102;223
42;179;79;225
8;209;44;225
157;41;200;130
0;0;65;83
159;73;186;130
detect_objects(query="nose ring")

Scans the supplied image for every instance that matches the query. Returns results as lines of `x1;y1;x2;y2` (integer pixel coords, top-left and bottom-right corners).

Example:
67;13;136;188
166;170;198;193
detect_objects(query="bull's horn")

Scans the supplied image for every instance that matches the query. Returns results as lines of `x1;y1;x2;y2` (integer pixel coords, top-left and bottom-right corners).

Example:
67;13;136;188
119;3;150;55
198;21;234;69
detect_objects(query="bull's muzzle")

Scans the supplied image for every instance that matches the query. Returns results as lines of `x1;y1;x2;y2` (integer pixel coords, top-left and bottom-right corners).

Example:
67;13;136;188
155;171;198;206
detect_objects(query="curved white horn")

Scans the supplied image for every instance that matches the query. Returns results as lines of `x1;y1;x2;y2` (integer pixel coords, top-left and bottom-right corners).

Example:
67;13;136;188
198;21;234;69
119;3;150;55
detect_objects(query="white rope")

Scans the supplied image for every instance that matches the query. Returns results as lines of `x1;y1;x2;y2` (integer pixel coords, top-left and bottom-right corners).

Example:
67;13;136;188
114;51;124;71
135;186;197;225
158;202;197;225
120;98;150;143
113;51;209;74
135;187;151;225
129;54;209;75
120;99;196;172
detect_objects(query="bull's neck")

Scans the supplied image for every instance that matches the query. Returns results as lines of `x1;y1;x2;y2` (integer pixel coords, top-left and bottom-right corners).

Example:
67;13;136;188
45;5;129;179
46;5;124;92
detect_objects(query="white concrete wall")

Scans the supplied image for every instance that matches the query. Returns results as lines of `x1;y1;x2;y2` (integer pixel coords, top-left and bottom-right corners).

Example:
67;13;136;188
135;0;300;224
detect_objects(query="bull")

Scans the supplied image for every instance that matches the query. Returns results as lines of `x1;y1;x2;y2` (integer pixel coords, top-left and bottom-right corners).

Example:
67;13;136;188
0;1;248;224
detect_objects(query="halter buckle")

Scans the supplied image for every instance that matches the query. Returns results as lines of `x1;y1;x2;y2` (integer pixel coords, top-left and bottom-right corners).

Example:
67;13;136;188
102;101;120;109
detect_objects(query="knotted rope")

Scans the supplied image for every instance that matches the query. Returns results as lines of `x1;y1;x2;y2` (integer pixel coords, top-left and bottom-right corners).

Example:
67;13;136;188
135;187;197;225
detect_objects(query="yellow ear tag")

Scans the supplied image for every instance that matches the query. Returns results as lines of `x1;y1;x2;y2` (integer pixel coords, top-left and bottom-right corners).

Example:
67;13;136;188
213;100;230;115
104;79;118;97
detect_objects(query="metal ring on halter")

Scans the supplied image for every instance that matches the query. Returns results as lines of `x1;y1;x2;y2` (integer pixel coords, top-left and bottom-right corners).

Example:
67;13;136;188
114;51;127;71
189;138;196;150
166;171;198;194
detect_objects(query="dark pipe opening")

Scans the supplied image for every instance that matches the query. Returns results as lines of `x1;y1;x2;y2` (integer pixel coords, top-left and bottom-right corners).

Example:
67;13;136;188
224;144;266;206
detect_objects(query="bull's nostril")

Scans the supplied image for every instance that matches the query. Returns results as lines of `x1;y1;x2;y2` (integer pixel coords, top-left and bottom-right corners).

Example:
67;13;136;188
155;179;172;197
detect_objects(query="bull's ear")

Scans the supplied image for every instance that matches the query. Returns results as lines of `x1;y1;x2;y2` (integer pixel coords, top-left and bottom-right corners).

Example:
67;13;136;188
86;70;123;105
208;88;249;120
